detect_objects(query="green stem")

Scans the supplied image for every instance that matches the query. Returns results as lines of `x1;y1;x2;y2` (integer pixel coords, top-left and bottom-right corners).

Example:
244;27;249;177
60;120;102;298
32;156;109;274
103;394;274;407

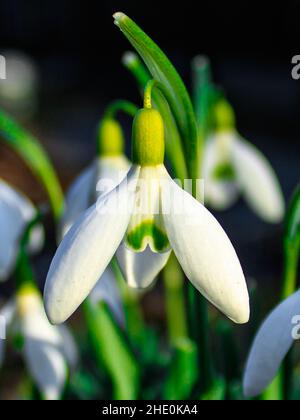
111;259;145;349
281;242;299;301
162;253;188;344
15;214;42;291
0;110;64;221
192;55;213;168
188;285;215;394
192;55;212;127
103;100;138;119
122;51;151;86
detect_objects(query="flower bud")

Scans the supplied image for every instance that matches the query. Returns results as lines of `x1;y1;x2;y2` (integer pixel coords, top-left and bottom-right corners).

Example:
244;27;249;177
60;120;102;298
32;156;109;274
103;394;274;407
97;118;124;156
214;99;236;132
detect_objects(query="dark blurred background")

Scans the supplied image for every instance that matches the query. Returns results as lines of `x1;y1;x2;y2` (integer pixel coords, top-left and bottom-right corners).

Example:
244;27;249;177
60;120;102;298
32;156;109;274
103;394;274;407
0;0;299;315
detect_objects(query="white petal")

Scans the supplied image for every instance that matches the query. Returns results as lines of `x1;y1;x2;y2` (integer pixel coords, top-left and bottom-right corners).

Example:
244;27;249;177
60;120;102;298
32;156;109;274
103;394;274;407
59;162;97;239
160;166;249;324
57;324;78;370
0;180;43;280
21;296;67;400
243;290;300;397
232;139;285;223
116;242;171;289
44;165;140;324
24;339;67;400
89;266;124;326
0;300;16;366
59;156;130;240
202;137;238;210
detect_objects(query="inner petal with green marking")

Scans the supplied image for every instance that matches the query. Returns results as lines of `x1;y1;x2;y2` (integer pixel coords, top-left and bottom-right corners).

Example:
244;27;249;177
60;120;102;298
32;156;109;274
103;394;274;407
212;132;236;181
125;166;170;253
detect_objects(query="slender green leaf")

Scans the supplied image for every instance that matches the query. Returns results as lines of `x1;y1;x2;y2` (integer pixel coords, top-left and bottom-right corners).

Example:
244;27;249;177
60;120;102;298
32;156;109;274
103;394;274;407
114;13;198;178
0;109;64;220
83;299;139;400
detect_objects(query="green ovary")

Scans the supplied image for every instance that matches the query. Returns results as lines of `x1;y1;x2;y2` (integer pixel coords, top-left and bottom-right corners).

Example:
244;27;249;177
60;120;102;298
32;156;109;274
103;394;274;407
126;220;169;252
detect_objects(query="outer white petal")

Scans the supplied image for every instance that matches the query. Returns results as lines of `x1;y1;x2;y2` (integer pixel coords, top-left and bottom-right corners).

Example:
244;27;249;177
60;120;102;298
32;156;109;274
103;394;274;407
44;165;140;324
160;166;249;324
243;290;300;398
202;137;238;210
89;266;124;326
232;139;285;223
21;297;67;400
57;325;79;370
59;156;130;240
116;242;171;289
0;180;43;280
0;300;16;366
59;162;97;239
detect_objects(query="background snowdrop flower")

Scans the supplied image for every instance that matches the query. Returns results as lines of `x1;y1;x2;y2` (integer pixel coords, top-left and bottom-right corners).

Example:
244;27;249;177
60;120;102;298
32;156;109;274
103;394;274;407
44;107;249;325
0;180;44;281
0;285;77;400
243;290;300;398
89;266;125;327
60;117;130;239
203;99;285;223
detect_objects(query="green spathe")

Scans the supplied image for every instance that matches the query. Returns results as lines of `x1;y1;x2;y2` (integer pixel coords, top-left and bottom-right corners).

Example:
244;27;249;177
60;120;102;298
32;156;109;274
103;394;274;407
98;117;124;156
132;108;165;166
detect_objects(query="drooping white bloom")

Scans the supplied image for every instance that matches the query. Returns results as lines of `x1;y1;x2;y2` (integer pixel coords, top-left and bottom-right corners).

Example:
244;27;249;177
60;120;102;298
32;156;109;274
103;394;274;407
0;287;78;400
0;179;44;281
45;108;249;326
202;99;285;223
243;290;300;398
203;132;285;222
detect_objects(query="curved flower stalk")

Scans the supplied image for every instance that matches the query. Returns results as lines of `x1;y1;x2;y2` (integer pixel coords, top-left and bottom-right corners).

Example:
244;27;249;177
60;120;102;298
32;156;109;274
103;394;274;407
44;98;250;325
0;179;43;281
0;285;78;400
203;98;285;223
243;186;300;398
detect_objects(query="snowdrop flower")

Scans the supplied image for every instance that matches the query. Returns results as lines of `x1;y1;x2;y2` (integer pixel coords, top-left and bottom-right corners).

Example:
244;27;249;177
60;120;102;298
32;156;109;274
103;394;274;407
44;107;249;325
0;179;43;281
203;99;285;223
0;285;77;400
243;290;300;397
60;116;170;290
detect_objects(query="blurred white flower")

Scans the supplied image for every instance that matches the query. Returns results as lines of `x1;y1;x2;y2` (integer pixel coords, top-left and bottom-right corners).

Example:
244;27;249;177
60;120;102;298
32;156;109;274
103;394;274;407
0;51;38;118
0;179;44;281
0;286;78;400
243;290;300;398
45;108;249;326
202;99;285;223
